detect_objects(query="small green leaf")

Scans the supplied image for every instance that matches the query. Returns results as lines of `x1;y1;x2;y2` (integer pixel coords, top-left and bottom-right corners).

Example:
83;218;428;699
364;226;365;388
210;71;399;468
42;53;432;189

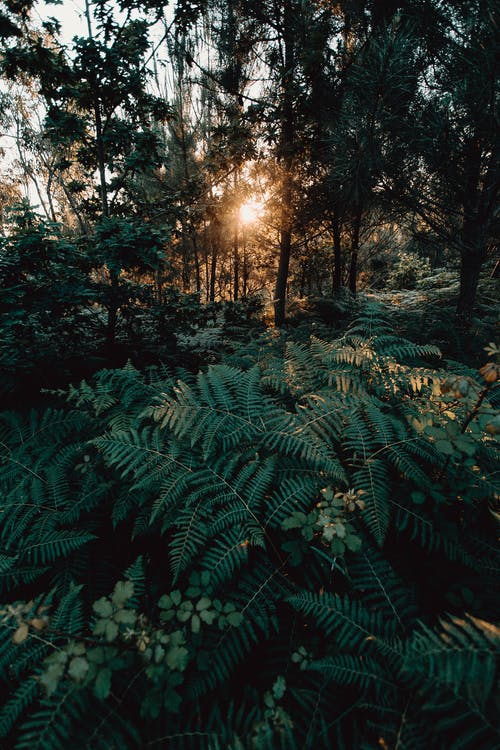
166;646;189;670
322;524;336;542
87;647;109;665
154;645;165;664
40;663;65;696
302;526;314;541
435;439;455;456
344;534;362;552
191;614;201;633
425;426;447;440
226;611;243;627
454;436;476;456
411;491;426;505
114;609;137;625
93;598;113;618
282;512;308;530
112;581;134;607
199;609;216;624
263;691;274;708
68;656;89;682
200;571;211;586
330;537;345;555
170;590;182;606
170;630;185;647
196;597;211;611
105;620;119;641
445;421;460;437
158;594;172;609
322;487;333;501
94;667;112;699
272;675;286;700
335;521;346;539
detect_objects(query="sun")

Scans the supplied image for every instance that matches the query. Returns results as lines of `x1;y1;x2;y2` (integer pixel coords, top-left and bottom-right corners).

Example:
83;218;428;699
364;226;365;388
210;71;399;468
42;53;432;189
239;200;263;225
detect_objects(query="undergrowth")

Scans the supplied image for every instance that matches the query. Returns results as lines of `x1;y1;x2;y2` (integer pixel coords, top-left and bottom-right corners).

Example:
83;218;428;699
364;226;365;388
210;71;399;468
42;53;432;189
0;302;498;749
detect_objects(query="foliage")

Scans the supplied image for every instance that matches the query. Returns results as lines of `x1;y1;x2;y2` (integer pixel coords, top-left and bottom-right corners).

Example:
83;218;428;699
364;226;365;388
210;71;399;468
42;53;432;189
0;203;214;401
386;250;432;290
0;303;498;747
0;202;94;397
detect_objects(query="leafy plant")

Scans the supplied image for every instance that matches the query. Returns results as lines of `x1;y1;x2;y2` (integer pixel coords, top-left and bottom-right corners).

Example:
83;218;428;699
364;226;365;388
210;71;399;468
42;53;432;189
0;303;498;748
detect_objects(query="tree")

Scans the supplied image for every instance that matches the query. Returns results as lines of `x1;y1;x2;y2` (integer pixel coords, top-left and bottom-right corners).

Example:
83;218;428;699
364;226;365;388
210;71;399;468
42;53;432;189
396;0;499;322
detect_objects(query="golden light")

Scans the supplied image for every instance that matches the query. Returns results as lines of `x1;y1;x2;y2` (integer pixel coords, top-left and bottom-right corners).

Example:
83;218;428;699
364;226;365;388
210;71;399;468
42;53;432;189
239;200;263;225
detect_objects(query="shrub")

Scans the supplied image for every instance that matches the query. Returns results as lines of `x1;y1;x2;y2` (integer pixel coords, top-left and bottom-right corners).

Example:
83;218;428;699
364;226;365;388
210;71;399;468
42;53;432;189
386;250;432;289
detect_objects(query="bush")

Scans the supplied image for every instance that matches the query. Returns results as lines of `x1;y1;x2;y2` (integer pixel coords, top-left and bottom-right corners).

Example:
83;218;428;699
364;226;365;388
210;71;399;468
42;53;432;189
386;250;432;289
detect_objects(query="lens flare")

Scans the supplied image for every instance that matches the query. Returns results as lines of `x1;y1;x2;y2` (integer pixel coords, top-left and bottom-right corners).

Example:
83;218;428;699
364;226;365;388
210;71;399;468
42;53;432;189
239;200;263;225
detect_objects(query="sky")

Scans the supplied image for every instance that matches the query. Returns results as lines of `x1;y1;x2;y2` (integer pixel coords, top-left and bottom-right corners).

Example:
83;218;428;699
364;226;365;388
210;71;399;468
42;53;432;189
38;0;87;43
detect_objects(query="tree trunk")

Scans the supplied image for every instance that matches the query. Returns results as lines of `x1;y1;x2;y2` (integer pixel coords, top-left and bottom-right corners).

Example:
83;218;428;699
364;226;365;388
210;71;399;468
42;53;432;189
191;230;201;293
456;250;482;323
106;269;119;350
456;213;485;324
233;224;239;301
242;234;248;298
349;204;362;295
332;209;342;292
274;170;293;325
181;236;191;291
273;0;295;327
209;218;219;303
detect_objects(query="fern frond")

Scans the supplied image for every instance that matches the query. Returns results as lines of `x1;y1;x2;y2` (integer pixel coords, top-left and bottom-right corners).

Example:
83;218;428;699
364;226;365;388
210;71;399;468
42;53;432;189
353;460;391;545
308;654;397;695
348;543;418;628
200;529;249;587
404;614;500;710
0;677;39;738
287;592;399;652
264;475;323;529
22;530;96;566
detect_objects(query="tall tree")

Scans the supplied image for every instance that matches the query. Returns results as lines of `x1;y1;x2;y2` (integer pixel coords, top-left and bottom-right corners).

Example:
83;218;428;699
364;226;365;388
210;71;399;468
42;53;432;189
397;0;499;322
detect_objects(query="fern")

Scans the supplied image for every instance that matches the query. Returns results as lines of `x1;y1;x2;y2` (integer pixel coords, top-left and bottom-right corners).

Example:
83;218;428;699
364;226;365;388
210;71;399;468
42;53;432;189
0;678;39;737
404;615;500;710
287;592;399;651
348;542;419;628
0;300;498;748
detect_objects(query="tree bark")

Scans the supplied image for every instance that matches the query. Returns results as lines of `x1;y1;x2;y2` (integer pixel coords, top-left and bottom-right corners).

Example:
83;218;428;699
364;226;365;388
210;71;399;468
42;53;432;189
456;209;486;324
191;230;201;292
209;218;219;303
349;204;362;295
274;168;293;325
456;248;483;324
273;0;295;327
233;223;239;301
332;209;342;292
